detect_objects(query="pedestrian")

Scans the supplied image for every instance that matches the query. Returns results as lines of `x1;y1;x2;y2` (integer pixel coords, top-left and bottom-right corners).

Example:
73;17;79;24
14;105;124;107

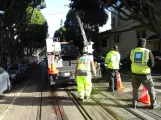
130;38;160;109
105;45;121;92
75;47;96;101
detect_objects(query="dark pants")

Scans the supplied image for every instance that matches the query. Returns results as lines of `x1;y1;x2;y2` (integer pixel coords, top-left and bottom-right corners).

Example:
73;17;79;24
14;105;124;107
108;69;118;90
132;75;156;102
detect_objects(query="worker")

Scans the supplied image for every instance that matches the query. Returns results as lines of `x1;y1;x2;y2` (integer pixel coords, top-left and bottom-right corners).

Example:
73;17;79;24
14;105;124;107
105;45;121;92
75;47;96;101
130;38;160;109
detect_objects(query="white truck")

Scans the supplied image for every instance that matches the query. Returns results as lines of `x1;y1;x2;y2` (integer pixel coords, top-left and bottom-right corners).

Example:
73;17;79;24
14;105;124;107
46;37;79;85
46;15;102;86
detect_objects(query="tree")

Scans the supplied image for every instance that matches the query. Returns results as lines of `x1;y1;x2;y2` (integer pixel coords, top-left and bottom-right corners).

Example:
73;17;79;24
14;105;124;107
70;0;108;27
68;1;110;53
64;8;105;52
0;0;47;65
54;27;67;42
18;6;48;55
70;0;161;39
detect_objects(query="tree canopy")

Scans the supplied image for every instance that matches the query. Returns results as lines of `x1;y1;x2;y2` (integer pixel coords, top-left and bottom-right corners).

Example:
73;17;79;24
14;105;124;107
70;0;108;27
54;8;102;50
0;0;48;65
70;0;161;39
26;1;48;50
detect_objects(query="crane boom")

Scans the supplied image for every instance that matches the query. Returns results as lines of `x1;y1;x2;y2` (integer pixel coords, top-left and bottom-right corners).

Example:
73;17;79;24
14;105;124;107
76;14;88;46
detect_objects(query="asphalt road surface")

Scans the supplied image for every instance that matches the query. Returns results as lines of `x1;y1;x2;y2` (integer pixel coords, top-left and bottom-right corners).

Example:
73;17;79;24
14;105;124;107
0;62;161;120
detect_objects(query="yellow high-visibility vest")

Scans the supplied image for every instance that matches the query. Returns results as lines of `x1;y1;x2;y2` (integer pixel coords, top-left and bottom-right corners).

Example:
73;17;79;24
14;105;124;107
105;51;120;69
77;55;89;71
130;48;150;74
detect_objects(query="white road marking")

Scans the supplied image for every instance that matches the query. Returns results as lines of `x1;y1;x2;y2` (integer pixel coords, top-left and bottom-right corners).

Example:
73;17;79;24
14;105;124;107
0;80;29;120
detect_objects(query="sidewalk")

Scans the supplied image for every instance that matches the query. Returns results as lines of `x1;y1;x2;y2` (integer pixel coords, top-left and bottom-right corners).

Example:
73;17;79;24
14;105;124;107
94;71;161;106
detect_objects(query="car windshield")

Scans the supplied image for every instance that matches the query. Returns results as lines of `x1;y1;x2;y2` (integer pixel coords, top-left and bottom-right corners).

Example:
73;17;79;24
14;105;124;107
98;59;105;63
61;42;79;60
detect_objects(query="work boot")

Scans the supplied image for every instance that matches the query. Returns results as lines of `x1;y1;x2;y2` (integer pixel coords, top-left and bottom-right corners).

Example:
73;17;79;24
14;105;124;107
151;101;160;109
84;96;90;99
77;97;84;101
108;87;114;92
132;100;137;109
114;87;118;91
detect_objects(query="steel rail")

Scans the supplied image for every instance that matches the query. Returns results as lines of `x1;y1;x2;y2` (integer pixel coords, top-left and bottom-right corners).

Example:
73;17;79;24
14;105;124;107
38;61;68;120
93;86;160;120
36;63;43;120
50;86;68;120
64;86;92;120
113;89;161;120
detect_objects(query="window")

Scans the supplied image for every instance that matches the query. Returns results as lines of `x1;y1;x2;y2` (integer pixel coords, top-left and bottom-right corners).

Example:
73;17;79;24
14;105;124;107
118;19;121;26
136;30;146;38
142;30;146;38
117;13;121;26
112;17;116;28
100;38;107;47
114;35;120;43
153;43;159;51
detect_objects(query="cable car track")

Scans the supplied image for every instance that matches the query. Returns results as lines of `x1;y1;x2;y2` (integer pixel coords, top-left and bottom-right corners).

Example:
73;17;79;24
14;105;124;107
64;87;92;120
93;86;161;120
51;86;69;120
64;85;116;120
50;85;92;120
50;83;160;120
50;85;117;120
112;89;161;120
39;62;161;120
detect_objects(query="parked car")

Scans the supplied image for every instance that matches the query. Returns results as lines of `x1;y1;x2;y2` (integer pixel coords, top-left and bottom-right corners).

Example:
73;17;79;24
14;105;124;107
119;55;131;71
0;67;11;94
152;51;161;72
7;64;28;83
94;56;108;74
152;51;161;62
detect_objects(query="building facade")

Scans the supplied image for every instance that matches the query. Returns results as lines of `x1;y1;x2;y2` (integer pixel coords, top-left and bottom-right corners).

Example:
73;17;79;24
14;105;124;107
98;30;111;56
99;8;161;57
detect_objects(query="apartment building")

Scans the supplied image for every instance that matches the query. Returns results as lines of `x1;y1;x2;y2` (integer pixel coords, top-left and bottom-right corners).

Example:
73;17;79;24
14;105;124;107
99;8;161;57
98;30;111;56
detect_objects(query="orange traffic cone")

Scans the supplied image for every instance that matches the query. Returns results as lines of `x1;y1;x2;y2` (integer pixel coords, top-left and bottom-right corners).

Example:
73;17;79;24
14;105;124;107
48;55;54;71
138;87;150;105
117;72;124;89
48;55;59;74
50;56;55;71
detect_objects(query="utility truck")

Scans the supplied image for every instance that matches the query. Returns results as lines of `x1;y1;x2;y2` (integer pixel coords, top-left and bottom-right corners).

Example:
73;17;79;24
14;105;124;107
46;37;79;85
46;14;102;86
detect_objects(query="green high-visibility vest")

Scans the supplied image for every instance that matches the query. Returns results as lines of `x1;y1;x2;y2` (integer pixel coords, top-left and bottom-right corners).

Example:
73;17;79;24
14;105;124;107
105;51;120;69
130;48;150;74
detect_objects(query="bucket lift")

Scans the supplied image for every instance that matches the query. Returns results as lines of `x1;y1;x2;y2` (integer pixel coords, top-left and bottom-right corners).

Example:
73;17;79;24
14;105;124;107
76;14;101;78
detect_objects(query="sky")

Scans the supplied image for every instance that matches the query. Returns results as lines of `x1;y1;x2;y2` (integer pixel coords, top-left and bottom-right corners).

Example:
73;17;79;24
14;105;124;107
41;0;111;37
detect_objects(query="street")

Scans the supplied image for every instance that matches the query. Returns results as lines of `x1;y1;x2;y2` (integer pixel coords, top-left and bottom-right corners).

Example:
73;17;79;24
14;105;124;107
1;1;161;120
0;62;161;120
